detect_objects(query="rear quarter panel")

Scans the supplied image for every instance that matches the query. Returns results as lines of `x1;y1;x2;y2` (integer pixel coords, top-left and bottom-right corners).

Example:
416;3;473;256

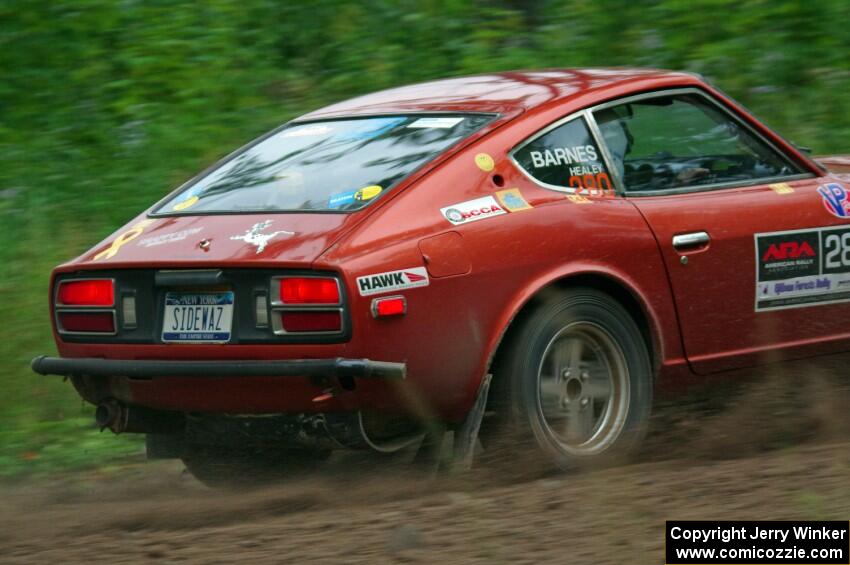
319;112;687;420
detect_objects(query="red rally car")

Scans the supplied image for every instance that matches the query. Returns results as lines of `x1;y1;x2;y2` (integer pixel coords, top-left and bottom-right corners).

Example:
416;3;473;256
33;69;850;483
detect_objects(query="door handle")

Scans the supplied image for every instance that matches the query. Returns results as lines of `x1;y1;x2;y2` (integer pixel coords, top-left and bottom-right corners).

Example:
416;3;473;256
672;231;710;251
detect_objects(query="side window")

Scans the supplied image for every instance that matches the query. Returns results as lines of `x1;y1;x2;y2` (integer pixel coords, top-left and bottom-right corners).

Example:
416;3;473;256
513;117;614;195
594;93;802;193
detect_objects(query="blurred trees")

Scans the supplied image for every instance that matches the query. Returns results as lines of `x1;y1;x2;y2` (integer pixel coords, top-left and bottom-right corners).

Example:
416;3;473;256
0;0;849;424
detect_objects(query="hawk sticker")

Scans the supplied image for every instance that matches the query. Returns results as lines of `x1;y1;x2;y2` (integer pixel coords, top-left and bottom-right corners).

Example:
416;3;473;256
356;267;430;297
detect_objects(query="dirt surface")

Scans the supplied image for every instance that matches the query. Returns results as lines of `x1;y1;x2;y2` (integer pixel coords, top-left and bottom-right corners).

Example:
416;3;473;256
2;369;849;564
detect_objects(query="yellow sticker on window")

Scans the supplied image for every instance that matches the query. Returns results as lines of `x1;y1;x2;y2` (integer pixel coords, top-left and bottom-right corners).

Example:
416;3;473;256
475;153;495;172
355;185;382;201
173;195;199;211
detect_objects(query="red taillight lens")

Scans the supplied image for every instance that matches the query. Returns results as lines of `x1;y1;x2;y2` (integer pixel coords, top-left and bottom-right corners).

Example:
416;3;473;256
57;280;115;307
372;296;406;318
280;312;342;332
58;312;115;333
279;278;339;304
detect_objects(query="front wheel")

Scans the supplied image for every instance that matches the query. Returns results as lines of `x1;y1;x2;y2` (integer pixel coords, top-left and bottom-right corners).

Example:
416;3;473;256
488;288;653;469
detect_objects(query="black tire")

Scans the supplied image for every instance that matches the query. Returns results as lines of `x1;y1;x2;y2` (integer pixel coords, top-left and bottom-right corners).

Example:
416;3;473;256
181;446;329;488
485;287;652;470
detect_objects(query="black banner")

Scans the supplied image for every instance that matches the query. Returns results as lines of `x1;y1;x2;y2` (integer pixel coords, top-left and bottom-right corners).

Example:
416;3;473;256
666;521;849;564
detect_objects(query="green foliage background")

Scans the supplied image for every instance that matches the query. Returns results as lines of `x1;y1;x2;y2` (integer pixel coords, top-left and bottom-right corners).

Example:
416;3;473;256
1;0;848;476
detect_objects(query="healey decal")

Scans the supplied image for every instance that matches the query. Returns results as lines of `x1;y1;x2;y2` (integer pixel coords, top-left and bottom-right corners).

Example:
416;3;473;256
93;219;155;260
357;267;429;297
440;195;506;225
230;220;294;254
755;226;850;311
495;188;532;212
817;182;850;218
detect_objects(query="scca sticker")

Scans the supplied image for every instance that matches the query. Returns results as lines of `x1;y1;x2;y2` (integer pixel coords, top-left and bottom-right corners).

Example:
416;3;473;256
440;196;506;225
818;182;850;218
357;267;429;297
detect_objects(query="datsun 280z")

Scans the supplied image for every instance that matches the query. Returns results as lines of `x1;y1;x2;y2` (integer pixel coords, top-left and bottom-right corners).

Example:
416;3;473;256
33;69;850;485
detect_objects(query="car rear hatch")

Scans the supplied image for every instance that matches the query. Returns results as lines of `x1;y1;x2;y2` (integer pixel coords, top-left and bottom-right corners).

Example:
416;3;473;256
74;212;356;269
53;213;362;345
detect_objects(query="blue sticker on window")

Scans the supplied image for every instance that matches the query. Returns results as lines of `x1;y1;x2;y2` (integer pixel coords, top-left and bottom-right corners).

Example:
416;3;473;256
328;190;357;209
337;117;406;141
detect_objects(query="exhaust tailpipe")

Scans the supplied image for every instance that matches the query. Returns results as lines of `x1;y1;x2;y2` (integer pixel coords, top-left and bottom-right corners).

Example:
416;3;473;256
95;400;184;434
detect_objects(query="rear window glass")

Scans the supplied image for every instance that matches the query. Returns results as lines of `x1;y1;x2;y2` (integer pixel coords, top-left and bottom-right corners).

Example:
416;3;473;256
155;114;494;214
512;117;613;195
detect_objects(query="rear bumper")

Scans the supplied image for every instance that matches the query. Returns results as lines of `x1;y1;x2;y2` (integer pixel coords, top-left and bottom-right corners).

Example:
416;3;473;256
31;355;406;380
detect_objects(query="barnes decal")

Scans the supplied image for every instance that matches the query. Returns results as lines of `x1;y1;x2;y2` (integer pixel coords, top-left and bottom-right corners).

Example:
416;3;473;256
529;145;598;169
357;267;429;297
756;226;850;311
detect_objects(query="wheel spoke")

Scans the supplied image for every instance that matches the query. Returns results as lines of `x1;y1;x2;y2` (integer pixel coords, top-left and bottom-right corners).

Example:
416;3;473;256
566;337;584;374
539;378;563;400
566;404;583;444
581;400;595;439
583;377;611;401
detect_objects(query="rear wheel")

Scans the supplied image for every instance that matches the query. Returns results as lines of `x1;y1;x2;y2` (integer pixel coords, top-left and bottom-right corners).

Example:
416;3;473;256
486;288;652;469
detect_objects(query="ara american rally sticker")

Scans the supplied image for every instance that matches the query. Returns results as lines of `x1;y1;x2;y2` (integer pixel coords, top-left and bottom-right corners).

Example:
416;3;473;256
356;267;429;297
440;195;506;225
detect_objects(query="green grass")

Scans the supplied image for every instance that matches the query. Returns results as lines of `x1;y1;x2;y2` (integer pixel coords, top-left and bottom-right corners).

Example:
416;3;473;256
0;416;144;481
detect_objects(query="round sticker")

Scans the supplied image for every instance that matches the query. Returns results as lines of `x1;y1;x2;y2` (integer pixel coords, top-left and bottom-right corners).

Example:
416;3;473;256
355;185;382;201
173;195;199;211
475;153;495;172
444;208;464;223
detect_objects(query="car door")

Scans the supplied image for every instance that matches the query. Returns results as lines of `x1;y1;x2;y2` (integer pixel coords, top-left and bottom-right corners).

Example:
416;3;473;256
590;89;850;374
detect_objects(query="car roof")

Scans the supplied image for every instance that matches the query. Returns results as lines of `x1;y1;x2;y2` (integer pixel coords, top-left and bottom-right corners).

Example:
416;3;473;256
299;68;703;120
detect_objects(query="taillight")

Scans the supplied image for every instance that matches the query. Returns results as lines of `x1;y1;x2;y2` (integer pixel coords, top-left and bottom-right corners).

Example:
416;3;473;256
279;277;340;304
270;275;345;335
280;312;342;332
55;278;117;336
57;312;115;333
57;279;114;307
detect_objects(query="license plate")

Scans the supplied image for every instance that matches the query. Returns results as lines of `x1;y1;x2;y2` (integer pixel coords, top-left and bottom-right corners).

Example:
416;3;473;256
162;292;234;343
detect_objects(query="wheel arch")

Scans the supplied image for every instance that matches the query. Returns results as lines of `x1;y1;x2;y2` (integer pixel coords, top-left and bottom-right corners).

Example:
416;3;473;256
483;268;665;396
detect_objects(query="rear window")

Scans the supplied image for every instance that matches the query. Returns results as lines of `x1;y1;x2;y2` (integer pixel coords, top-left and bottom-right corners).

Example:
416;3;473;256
155;114;494;214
